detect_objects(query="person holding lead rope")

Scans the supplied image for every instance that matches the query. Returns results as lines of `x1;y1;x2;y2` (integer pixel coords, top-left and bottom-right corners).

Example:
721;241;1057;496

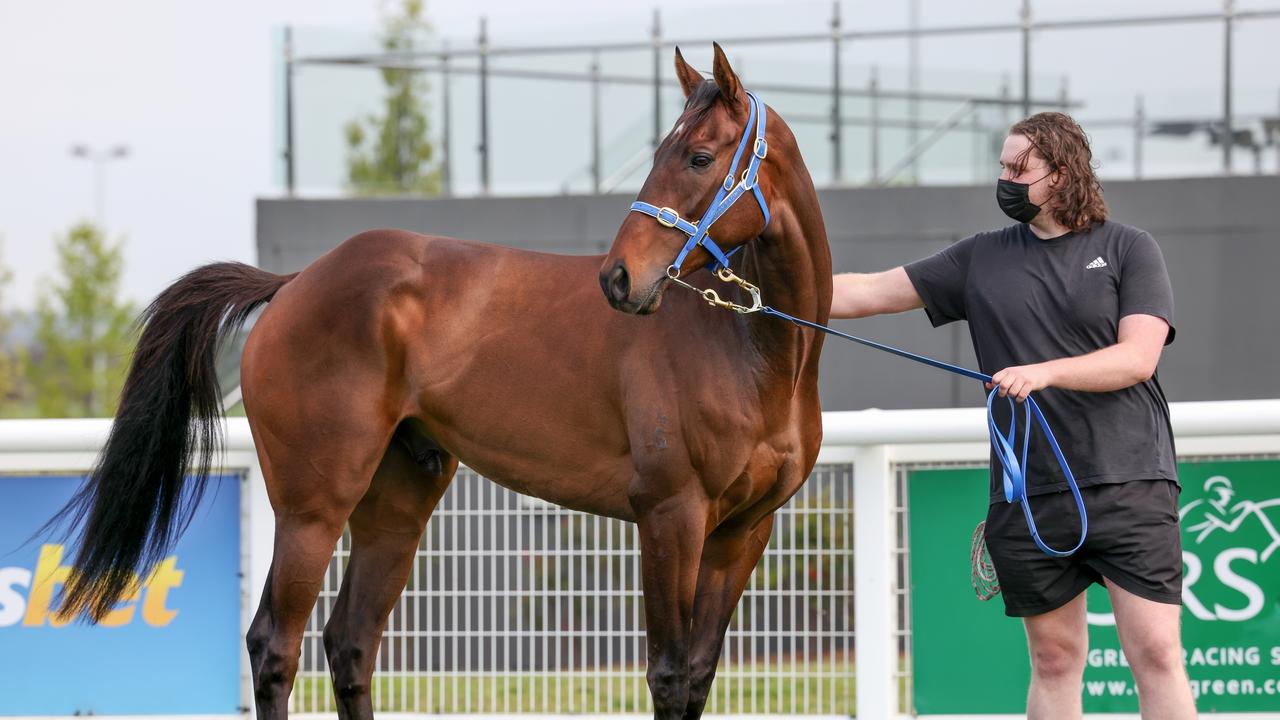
830;112;1194;719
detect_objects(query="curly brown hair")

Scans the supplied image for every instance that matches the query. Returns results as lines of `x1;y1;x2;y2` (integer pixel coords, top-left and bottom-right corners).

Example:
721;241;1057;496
1009;112;1108;231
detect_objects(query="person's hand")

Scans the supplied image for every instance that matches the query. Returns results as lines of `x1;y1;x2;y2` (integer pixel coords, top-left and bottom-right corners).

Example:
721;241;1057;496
985;363;1054;402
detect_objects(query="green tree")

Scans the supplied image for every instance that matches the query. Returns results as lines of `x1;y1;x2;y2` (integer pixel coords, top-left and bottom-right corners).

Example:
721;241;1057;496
25;222;136;417
344;0;442;195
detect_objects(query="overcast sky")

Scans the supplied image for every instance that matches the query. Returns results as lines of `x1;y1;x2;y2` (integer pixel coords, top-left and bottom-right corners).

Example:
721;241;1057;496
1;0;1276;312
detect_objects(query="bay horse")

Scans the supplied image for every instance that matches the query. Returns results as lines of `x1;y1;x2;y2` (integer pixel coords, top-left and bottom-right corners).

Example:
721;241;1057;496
53;43;831;719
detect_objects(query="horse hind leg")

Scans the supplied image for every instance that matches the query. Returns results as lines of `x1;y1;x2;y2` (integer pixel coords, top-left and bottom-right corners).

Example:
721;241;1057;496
324;425;457;720
244;411;397;718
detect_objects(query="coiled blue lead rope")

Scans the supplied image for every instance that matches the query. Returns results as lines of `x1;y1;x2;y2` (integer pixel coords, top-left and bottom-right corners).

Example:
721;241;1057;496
759;305;1088;558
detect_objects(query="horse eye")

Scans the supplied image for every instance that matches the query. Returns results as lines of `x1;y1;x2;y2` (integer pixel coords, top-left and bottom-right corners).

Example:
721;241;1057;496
690;153;714;169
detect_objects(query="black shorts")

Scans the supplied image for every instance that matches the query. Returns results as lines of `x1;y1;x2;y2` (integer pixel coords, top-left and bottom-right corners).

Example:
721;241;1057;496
984;479;1183;618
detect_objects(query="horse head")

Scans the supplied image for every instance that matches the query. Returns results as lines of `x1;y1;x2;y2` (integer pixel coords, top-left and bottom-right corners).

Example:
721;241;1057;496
601;43;774;314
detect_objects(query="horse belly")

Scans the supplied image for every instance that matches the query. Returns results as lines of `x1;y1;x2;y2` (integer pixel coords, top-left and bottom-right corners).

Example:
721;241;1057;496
404;325;637;521
432;426;638;522
481;465;637;522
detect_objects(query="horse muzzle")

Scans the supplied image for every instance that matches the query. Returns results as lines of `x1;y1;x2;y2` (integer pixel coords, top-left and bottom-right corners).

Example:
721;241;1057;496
600;260;663;315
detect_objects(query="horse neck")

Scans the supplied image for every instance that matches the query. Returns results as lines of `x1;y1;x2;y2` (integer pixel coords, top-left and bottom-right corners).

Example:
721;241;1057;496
738;158;832;382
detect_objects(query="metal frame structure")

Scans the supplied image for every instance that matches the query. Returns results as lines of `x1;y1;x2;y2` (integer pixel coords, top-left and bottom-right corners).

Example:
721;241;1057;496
281;2;1280;196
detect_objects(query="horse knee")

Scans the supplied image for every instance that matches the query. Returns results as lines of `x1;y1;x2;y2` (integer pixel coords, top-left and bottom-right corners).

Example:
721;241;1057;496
246;621;273;675
648;662;690;714
687;654;717;691
246;627;266;662
323;625;370;699
251;643;300;703
246;613;285;703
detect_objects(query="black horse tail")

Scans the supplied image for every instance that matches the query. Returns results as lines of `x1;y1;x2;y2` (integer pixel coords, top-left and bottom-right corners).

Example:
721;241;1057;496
50;262;295;622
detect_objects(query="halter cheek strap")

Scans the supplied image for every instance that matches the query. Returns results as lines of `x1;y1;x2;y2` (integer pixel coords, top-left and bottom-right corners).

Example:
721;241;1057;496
629;91;771;276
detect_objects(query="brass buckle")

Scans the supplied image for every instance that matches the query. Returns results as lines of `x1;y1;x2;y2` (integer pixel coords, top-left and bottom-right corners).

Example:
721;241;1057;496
656;207;680;228
753;137;768;159
740;168;756;191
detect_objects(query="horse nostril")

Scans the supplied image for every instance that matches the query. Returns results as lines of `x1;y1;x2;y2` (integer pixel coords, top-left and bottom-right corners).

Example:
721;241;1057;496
608;263;630;303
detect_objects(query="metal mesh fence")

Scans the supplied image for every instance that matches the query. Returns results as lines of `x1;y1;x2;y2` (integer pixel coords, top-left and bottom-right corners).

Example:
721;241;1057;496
291;462;854;714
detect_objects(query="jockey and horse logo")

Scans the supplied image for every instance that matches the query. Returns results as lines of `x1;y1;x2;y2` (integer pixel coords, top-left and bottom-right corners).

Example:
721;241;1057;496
1180;475;1280;563
1177;474;1279;623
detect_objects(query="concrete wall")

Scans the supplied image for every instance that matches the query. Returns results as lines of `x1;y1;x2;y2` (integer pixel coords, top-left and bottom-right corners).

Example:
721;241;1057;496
257;175;1280;410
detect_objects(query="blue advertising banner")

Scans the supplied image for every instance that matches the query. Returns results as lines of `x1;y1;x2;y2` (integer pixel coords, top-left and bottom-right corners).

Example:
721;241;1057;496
0;474;241;715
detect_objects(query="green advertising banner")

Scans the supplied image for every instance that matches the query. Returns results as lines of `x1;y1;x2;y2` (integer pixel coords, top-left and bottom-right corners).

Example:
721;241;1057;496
910;459;1280;714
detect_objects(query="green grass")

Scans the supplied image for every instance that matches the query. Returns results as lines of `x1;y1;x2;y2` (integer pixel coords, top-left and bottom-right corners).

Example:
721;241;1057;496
292;663;857;714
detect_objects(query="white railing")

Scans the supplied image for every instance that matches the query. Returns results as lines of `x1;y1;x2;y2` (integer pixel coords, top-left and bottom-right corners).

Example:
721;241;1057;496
2;398;1278;719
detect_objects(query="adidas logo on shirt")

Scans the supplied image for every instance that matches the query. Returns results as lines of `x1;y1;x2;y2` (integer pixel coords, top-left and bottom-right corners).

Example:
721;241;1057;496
1085;256;1108;269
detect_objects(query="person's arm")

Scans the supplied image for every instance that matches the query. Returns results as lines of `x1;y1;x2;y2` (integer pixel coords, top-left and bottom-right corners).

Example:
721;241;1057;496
986;313;1170;401
830;267;924;319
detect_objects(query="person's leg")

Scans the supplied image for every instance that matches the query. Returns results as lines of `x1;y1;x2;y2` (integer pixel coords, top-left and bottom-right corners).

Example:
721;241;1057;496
1107;581;1196;719
1023;590;1088;720
1082;480;1193;717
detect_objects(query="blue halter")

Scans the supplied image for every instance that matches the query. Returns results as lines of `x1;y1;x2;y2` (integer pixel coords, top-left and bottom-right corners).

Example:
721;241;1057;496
629;91;771;276
627;89;1086;558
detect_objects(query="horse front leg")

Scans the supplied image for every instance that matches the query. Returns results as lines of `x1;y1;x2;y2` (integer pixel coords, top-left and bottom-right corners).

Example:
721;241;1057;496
633;488;709;720
683;514;775;720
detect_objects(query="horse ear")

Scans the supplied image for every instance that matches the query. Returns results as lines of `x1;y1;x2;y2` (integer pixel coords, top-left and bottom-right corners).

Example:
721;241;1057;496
673;47;703;98
711;42;742;106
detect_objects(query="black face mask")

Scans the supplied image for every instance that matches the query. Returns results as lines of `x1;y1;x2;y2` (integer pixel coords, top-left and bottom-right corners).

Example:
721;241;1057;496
996;174;1050;223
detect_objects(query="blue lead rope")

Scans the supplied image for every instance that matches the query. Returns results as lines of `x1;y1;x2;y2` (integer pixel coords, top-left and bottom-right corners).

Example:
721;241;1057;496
759;305;1088;558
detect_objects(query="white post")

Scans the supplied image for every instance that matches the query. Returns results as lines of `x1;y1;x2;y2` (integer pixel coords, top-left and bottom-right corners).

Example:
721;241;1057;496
853;443;897;718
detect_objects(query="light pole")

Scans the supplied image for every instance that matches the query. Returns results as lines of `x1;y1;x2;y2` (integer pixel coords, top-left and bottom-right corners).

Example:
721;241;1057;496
68;143;128;416
70;143;130;227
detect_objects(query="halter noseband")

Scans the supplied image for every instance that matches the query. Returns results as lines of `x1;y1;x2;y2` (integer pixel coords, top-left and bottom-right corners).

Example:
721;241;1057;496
629;91;771;278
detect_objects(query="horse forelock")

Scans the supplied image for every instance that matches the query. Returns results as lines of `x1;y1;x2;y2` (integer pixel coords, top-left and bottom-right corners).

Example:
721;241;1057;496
669;81;733;140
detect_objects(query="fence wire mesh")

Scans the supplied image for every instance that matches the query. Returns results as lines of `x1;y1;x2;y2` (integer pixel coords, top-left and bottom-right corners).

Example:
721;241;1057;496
291;463;854;714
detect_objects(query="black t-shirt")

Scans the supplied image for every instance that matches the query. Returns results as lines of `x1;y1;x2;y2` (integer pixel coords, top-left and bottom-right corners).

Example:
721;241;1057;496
903;220;1178;503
